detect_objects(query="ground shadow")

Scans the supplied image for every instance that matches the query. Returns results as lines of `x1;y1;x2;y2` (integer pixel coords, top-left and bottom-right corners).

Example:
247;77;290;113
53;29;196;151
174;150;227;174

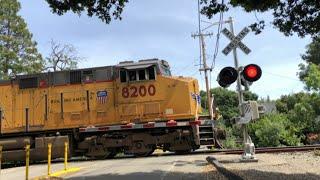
64;168;320;180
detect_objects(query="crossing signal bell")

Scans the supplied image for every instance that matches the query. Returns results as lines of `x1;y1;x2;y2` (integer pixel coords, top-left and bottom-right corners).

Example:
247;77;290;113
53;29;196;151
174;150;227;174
217;64;262;88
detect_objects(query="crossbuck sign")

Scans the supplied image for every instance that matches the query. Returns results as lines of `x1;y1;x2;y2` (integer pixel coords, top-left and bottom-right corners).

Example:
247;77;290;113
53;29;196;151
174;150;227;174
222;27;251;55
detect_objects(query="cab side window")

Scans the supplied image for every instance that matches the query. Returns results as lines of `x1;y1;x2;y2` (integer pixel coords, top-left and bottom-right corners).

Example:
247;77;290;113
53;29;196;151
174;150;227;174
128;70;136;81
138;69;146;81
147;66;155;80
120;66;156;83
120;70;127;82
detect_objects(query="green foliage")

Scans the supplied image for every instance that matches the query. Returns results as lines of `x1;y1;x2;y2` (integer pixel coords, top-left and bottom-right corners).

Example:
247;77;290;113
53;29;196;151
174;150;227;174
46;1;320;38
46;0;128;24
249;113;301;147
301;63;320;91
222;131;238;149
277;92;320;134
215;119;242;149
200;87;258;120
0;0;43;79
200;0;320;37
299;37;320;91
301;37;320;65
210;88;239;120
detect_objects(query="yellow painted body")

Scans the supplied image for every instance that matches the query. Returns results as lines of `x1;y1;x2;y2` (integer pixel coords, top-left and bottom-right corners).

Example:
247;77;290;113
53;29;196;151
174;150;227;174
0;63;201;134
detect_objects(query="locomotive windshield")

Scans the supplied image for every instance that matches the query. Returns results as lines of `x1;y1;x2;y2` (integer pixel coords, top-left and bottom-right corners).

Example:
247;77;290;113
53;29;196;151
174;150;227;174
120;65;156;83
118;59;172;82
161;64;171;76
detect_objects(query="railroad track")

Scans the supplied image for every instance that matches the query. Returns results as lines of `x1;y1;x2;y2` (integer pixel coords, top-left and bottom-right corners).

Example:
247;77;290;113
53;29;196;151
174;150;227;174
212;144;320;154
152;144;320;157
2;145;320;169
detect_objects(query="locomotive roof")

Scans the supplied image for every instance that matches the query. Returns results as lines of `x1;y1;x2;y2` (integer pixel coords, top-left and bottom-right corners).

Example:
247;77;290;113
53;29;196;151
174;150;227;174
117;58;169;69
0;58;169;83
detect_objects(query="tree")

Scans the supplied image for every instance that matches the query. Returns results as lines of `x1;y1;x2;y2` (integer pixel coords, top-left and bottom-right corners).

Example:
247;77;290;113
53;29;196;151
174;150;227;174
45;40;83;72
200;0;320;37
46;0;128;24
300;63;320;92
200;87;258;120
276;92;320;138
45;1;320;38
298;37;320;91
0;0;44;79
248;113;301;147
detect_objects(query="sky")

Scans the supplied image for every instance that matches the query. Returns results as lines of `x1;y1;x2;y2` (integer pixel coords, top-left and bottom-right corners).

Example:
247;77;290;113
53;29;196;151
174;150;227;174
18;0;311;100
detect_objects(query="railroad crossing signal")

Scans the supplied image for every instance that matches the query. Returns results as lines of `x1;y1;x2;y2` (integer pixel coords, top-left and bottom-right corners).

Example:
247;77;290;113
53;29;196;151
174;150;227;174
217;64;262;88
222;27;251;55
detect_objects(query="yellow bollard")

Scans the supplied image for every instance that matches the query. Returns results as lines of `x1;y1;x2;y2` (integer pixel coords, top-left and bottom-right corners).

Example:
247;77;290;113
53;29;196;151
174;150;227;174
64;142;68;171
47;143;52;176
25;144;30;180
0;146;2;176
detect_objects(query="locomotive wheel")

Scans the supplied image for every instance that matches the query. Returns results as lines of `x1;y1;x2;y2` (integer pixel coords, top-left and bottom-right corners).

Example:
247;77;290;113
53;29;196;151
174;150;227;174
128;140;155;157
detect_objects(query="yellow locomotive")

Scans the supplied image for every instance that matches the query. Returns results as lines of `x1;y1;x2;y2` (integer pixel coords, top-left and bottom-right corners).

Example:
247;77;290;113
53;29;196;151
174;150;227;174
0;59;217;161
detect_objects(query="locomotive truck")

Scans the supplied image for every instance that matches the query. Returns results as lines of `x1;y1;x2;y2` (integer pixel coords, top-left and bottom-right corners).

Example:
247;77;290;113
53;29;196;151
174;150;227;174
0;59;219;162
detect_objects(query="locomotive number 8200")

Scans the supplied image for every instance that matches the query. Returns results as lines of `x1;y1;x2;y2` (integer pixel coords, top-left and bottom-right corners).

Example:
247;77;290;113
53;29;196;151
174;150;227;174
122;85;156;98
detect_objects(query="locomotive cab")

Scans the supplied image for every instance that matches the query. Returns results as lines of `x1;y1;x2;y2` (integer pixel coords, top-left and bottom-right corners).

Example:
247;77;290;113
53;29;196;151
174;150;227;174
115;59;201;124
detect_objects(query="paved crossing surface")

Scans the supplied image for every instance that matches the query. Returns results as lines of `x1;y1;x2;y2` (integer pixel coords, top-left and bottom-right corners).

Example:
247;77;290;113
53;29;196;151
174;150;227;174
1;153;212;180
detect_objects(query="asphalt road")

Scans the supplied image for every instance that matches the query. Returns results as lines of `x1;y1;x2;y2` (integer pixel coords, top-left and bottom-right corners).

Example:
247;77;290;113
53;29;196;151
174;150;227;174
0;153;213;180
65;154;211;180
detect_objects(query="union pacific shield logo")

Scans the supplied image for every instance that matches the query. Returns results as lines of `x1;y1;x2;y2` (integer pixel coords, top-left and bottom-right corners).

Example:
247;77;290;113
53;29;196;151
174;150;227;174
97;91;108;104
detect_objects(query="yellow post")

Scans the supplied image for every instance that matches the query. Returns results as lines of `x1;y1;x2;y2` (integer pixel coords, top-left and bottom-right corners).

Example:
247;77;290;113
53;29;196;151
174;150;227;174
64;142;68;171
0;146;2;176
47;143;52;176
25;144;30;180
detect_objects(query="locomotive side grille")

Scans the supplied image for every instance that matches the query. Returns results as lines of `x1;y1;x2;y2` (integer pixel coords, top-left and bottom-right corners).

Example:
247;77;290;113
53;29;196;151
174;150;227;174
19;77;38;89
143;103;160;115
121;104;138;116
70;71;82;84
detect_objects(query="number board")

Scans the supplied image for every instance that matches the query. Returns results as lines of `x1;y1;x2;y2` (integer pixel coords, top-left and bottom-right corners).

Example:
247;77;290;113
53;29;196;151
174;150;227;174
122;85;156;98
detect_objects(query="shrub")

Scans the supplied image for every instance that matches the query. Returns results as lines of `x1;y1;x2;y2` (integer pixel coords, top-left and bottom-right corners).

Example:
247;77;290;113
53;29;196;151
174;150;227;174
249;113;301;147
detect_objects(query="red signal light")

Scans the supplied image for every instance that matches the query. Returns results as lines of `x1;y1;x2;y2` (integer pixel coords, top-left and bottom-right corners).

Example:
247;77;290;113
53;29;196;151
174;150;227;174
245;65;258;78
243;64;261;82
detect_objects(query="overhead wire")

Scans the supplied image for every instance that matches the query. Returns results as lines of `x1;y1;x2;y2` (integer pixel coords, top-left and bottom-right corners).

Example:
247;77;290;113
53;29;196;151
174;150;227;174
211;0;224;70
209;0;225;90
197;0;202;75
263;71;301;82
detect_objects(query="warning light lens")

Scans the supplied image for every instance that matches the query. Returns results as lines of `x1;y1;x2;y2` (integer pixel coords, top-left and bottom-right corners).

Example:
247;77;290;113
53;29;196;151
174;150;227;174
243;64;262;82
217;67;238;88
245;66;258;78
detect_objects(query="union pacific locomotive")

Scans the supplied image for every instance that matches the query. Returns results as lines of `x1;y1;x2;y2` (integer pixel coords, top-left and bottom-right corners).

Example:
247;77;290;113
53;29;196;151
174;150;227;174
0;59;219;161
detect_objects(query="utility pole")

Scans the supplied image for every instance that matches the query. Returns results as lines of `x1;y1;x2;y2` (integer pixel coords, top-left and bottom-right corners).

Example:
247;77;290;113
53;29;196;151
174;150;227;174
192;32;213;119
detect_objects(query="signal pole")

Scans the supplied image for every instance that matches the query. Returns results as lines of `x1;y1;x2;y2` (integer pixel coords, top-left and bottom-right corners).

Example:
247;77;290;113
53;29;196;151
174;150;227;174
192;33;213;119
226;17;256;161
228;17;244;114
207;17;257;161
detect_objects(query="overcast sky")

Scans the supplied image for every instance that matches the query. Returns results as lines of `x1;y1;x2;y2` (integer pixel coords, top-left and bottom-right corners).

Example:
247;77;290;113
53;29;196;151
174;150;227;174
18;0;310;99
